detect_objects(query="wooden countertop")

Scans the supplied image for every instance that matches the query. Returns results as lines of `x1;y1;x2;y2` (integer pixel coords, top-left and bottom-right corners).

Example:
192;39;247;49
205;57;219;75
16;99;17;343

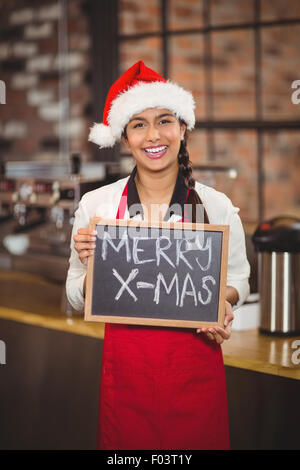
221;328;300;381
0;306;299;381
0;306;105;339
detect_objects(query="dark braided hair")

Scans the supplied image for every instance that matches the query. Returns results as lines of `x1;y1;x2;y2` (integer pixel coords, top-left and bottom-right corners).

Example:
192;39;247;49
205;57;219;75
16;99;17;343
178;120;209;224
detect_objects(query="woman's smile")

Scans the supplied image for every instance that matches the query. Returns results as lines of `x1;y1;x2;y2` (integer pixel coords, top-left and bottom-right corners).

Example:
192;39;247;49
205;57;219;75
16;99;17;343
143;145;168;159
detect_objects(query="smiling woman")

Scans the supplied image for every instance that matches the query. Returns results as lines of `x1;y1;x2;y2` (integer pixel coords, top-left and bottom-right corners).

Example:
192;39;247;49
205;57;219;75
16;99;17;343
67;60;250;450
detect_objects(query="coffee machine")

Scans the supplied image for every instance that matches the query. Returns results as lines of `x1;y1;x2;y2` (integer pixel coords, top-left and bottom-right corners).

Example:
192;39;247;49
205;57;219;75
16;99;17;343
0;156;121;315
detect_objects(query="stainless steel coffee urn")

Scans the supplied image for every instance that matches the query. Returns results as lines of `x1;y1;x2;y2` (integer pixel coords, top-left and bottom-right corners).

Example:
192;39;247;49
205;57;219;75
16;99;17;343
252;216;300;335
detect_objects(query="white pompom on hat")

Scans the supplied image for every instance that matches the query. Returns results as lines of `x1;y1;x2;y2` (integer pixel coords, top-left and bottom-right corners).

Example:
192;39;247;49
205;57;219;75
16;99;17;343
88;60;195;149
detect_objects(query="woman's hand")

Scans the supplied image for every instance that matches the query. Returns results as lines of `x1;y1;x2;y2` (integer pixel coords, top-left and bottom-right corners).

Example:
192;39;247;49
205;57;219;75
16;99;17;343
73;228;97;266
196;300;234;345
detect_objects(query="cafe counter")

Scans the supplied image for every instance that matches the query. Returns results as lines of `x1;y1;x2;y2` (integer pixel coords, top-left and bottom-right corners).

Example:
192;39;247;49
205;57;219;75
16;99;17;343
0;305;299;381
0;295;299;449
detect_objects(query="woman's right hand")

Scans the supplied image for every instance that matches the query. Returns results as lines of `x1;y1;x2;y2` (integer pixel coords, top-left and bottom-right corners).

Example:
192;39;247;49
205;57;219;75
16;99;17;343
73;228;97;266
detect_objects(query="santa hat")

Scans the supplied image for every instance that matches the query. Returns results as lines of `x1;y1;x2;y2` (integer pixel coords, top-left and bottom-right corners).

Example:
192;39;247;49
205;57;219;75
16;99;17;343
88;60;195;148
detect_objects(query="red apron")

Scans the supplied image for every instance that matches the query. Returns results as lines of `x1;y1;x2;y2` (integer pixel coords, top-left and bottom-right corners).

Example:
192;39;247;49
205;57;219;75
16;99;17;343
97;181;230;450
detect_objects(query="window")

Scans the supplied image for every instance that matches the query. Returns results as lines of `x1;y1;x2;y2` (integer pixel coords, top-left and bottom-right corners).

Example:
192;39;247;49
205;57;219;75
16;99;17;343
117;0;300;223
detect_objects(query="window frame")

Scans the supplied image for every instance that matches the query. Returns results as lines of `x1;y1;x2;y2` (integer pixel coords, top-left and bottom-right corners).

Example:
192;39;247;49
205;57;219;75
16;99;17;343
117;0;300;222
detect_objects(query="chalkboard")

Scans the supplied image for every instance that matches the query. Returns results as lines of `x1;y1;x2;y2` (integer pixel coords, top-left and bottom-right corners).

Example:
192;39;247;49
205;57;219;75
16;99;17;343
85;218;229;328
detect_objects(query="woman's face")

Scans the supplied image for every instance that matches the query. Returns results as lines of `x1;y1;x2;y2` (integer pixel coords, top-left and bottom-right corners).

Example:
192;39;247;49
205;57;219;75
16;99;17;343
123;108;186;173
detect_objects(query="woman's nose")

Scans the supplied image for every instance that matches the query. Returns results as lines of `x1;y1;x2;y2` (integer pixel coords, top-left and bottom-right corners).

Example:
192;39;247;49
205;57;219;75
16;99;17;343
145;125;160;142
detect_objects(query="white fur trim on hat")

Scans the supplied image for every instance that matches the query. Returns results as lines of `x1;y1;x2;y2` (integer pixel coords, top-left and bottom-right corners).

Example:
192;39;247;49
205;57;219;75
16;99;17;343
88;123;115;148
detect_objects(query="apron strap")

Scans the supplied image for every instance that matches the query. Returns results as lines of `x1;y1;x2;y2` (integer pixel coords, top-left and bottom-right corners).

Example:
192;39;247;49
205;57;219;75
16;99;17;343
116;181;128;220
184;188;210;224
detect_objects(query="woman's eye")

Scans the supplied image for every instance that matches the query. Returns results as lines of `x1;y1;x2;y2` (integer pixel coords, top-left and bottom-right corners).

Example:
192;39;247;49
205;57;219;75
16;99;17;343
133;123;144;129
132;119;172;129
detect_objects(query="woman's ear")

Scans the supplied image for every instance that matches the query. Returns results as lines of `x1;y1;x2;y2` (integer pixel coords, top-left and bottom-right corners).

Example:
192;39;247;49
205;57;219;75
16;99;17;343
121;134;130;150
180;122;187;141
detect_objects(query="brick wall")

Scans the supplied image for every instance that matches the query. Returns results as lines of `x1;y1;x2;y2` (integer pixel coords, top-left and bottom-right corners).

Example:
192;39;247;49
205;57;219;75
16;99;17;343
118;0;300;223
0;0;92;163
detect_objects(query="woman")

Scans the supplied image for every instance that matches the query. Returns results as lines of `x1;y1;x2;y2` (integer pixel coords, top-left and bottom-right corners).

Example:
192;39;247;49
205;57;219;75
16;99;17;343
66;61;250;450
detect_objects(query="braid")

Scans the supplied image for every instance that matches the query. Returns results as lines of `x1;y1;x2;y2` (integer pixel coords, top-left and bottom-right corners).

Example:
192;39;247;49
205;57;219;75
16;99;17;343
177;135;195;191
178;124;209;224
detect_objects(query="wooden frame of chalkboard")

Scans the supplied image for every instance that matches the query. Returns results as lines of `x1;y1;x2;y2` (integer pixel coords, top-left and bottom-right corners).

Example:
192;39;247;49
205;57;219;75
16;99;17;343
85;218;229;329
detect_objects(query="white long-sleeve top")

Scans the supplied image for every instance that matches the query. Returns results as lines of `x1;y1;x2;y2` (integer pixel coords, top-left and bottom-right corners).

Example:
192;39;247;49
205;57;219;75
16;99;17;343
66;175;251;312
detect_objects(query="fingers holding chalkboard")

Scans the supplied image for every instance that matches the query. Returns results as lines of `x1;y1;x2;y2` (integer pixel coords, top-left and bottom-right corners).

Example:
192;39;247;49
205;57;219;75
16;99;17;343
196;301;234;344
73;228;97;266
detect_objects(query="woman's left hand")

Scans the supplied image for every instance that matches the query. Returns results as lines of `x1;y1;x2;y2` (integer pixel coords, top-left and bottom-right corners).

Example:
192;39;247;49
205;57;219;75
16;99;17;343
196;300;234;345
